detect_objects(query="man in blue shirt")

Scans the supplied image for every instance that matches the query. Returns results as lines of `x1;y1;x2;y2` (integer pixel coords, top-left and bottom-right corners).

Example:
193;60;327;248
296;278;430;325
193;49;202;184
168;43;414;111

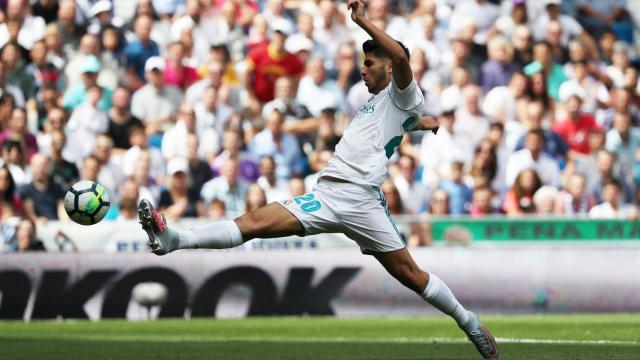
124;14;159;89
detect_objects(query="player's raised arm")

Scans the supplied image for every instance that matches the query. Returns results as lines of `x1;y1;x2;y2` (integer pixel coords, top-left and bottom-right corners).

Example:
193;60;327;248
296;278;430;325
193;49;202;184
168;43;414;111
348;0;413;90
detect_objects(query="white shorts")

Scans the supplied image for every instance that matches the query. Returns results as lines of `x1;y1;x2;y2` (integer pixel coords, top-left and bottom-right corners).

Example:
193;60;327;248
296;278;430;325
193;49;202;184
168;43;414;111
278;179;406;254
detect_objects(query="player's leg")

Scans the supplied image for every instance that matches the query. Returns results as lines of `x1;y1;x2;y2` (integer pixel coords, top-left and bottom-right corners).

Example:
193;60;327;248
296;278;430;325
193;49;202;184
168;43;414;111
138;199;303;255
372;248;498;359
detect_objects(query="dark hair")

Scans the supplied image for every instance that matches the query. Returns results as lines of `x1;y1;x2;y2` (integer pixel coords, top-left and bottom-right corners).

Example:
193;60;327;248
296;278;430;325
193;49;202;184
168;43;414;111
0;165;16;202
362;39;410;60
513;169;543;206
603;178;621;190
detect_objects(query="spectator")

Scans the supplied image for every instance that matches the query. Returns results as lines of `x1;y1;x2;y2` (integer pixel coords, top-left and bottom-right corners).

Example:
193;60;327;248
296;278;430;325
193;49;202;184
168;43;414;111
480;35;518;92
163;41;200;90
130;151;161;207
454;84;491;147
250;108;303;181
3;42;33;101
200;156;248;218
206;198;226;220
9;218;46;252
0;0;46;50
245;183;267;213
449;0;500;46
161;103;219;163
0;108;38;161
130;56;182;136
193;85;234;144
467;138;499;190
393;154;428;214
19;153;66;222
313;0;351;62
589;179;637;219
482;70;528;124
288;177;306;197
524;41;568;102
62;55;113;111
244;19;304;107
598;88;640;131
125;14;160;89
469;185;500;217
514;100;568;161
296;58;347;117
158;158;204;220
122;122;165;182
48;130;79;189
438;161;472;215
533;185;559;215
211;130;259;182
185;134;213;191
503;168;543;215
420;109;474;187
429;188;450;216
0;165;23;221
32;0;60;24
304;149;333;193
64;34;100;90
0;139;29;186
54;0;86;53
0;61;25;107
94;134;125;202
107;87;143;151
79;155;100;182
66;85;109;161
555;172;593;215
605;112;640;172
575;1;634;41
188;60;240;109
265;76;315;136
605;41;631;89
256;155;289;202
505;129;560;186
552;87;602;156
98;25;127;91
559;60;608;113
587;149;633;204
25;40;62;104
533;0;593;49
115;179;141;222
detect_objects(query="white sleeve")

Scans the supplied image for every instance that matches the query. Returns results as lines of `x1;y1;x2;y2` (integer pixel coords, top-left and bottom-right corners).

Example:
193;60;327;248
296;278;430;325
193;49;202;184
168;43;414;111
389;78;424;111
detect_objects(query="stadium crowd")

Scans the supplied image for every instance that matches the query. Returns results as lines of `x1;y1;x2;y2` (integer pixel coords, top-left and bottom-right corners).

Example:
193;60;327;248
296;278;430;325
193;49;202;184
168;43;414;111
1;0;640;251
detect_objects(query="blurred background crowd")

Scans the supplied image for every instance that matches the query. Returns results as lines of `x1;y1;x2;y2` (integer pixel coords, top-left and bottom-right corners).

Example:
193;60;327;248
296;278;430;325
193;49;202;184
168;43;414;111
1;0;640;252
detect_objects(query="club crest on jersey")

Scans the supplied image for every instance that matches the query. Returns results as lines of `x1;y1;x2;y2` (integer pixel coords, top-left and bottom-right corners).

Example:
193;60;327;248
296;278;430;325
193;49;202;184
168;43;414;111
355;104;376;118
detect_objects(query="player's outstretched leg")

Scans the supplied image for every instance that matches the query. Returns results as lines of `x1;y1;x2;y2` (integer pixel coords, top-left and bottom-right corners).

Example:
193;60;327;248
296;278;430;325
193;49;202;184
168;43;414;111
138;199;304;255
373;248;498;359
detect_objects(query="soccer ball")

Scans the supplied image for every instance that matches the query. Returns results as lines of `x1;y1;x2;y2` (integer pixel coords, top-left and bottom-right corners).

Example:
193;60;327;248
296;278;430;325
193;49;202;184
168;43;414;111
64;180;110;225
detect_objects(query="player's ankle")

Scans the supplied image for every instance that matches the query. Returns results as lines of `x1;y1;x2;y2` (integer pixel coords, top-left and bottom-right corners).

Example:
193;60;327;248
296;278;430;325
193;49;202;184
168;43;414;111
177;229;196;249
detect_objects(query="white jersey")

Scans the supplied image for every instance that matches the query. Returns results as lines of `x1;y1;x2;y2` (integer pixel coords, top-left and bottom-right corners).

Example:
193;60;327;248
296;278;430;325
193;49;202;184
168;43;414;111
320;78;424;186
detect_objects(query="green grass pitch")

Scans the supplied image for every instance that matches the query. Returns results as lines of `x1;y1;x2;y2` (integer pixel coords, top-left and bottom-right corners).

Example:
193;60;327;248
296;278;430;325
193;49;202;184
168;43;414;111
1;314;639;359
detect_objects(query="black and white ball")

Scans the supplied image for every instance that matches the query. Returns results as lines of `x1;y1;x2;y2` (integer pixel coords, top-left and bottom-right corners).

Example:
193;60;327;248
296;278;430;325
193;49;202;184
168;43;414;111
64;181;110;225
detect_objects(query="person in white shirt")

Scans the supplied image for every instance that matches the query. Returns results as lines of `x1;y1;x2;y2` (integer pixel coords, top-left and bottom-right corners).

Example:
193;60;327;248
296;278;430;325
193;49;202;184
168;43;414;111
161;103;219;163
505;129;561;187
0;0;46;50
392;154;428;214
589;179;637;219
295;58;347;117
137;4;498;359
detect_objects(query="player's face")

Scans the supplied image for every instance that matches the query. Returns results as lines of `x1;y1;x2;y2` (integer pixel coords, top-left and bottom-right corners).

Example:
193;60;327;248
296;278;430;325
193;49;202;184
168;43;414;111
361;53;390;94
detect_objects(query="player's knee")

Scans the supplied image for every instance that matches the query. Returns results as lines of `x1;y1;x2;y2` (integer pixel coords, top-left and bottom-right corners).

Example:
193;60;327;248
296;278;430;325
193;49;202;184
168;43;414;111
235;211;262;237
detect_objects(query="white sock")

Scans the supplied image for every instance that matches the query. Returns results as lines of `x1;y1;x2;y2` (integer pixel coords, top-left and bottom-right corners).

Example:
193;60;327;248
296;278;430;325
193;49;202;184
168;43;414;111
178;220;244;249
420;273;471;330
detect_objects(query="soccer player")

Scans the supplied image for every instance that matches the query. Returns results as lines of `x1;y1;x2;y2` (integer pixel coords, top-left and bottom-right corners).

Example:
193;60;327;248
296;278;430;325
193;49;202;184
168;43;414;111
138;1;498;358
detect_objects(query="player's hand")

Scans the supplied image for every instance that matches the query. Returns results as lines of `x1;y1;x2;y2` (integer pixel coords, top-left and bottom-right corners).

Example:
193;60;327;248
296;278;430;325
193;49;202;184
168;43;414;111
348;0;366;23
421;116;440;134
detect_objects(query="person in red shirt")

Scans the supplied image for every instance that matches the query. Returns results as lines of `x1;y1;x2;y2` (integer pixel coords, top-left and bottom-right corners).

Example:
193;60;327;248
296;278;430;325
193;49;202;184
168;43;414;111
552;88;602;155
244;20;304;111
